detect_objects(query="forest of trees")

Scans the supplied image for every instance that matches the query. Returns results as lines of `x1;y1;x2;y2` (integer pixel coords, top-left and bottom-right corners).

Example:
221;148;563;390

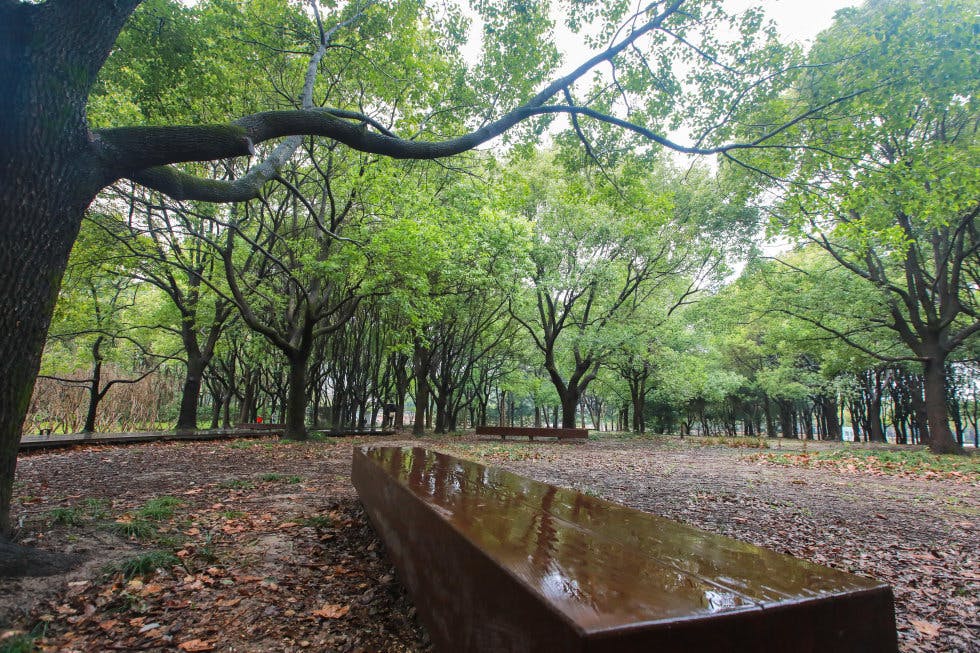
1;0;977;535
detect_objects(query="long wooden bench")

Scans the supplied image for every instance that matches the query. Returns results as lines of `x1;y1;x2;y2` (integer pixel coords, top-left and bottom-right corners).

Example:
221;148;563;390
475;425;588;440
352;446;897;653
237;422;285;431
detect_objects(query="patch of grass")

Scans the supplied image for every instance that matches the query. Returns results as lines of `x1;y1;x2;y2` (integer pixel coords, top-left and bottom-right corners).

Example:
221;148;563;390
299;515;332;529
136;496;185;521
749;448;979;480
229;440;257;450
110;519;157;540
448;441;555;463
0;631;37;653
115;550;179;579
309;433;337;444
258;472;303;484
219;479;254;490
84;498;110;519
218;510;246;520
691;435;770;449
597;430;646;440
47;506;83;526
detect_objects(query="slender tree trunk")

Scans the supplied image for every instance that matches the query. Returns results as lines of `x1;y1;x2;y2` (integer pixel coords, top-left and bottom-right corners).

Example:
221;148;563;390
412;341;429;436
82;337;105;433
764;396;776;438
210;389;221;429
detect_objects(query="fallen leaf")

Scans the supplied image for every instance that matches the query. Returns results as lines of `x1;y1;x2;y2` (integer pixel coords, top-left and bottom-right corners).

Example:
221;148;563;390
910;620;940;638
179;638;216;651
235;575;263;583
312;604;350;619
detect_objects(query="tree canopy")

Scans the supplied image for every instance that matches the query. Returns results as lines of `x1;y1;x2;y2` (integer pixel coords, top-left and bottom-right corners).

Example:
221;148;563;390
1;0;977;539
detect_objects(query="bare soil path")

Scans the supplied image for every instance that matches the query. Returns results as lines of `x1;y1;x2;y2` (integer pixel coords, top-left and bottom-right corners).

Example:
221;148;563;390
2;433;977;652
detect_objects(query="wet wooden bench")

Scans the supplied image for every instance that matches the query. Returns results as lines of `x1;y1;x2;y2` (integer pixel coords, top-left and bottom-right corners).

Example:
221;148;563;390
475;425;588;440
353;446;897;653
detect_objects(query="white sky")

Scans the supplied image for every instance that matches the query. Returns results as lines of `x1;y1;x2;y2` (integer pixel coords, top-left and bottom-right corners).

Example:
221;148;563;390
725;0;857;44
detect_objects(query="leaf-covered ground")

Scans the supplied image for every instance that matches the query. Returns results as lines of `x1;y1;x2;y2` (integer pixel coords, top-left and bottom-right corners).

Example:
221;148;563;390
2;434;977;652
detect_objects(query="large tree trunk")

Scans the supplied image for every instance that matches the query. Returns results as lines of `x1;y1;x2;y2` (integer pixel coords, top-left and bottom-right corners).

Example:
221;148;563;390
868;394;885;442
284;352;309;441
820;394;841;441
0;192;95;535
560;390;580;429
176;353;206;431
0;171;102;537
922;354;960;454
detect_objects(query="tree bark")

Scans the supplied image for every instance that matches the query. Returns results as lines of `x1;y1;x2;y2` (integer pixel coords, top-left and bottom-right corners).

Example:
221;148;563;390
412;341;430;436
820;395;841;441
284;353;309;441
922;354;960;454
82;337;105;433
176;354;206;431
560;390;580;429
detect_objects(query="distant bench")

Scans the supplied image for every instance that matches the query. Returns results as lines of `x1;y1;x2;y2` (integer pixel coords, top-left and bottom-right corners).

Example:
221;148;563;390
475;425;588;440
353;446;897;653
237;422;285;431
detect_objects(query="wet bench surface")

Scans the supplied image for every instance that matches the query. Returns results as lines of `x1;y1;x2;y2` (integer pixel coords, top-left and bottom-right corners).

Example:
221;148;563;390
352;446;897;653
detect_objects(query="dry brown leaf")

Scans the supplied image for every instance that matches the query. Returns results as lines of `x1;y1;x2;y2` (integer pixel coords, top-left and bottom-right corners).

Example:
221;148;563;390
909;620;940;638
312;604;350;619
179;638;216;651
235;575;263;583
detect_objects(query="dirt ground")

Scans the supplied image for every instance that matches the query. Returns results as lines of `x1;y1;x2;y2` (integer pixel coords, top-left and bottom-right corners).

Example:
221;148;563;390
2;433;977;652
